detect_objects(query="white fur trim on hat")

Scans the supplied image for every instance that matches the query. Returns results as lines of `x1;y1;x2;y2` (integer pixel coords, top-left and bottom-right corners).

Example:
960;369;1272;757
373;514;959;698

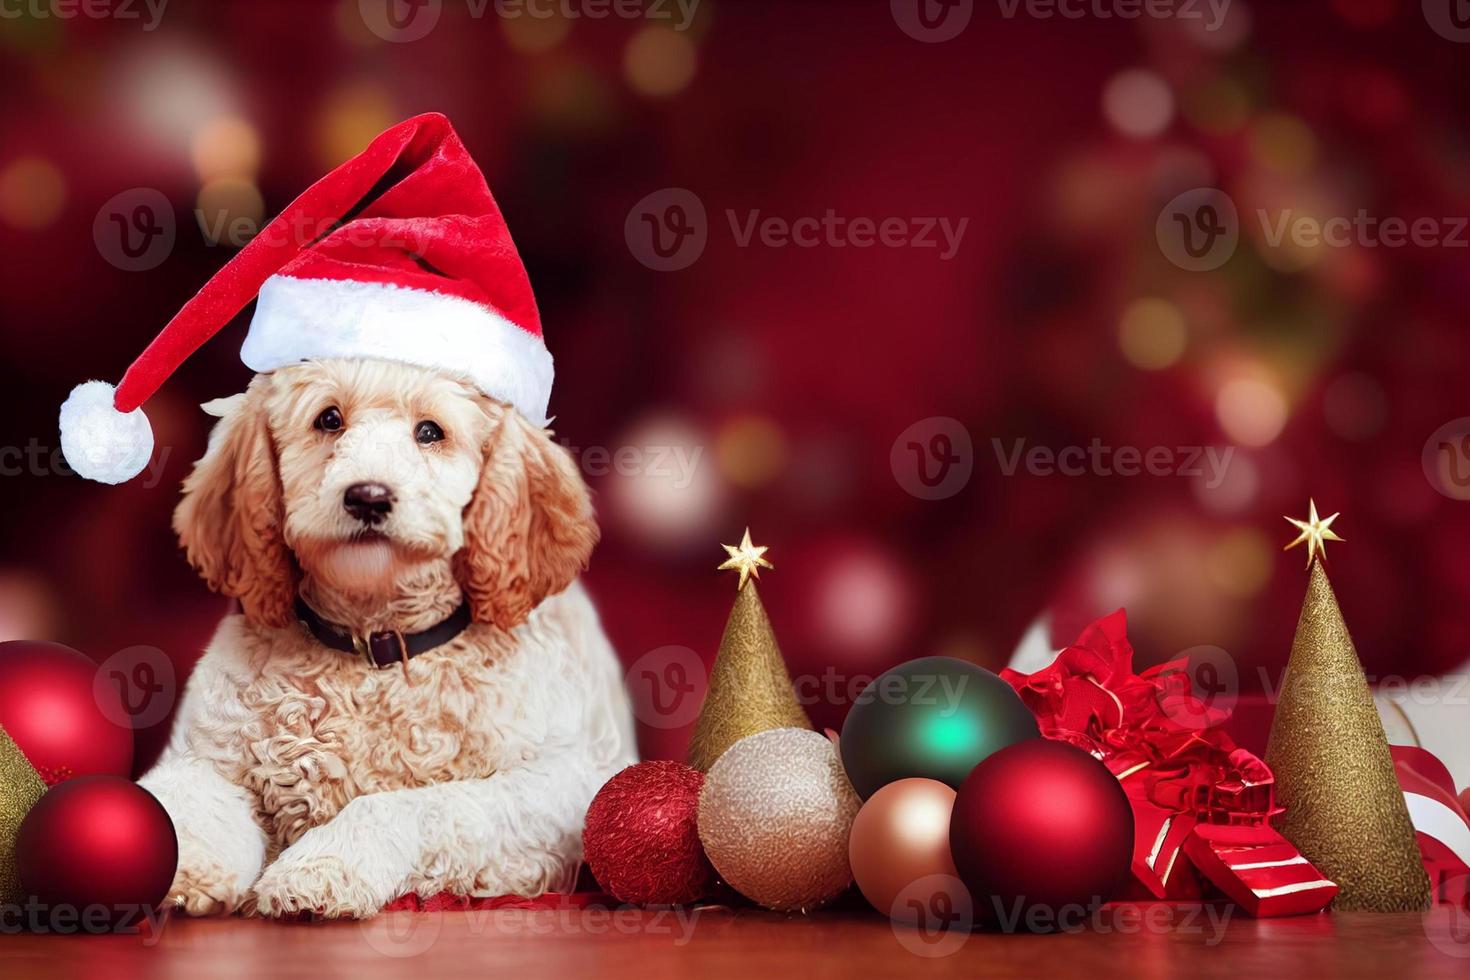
59;380;155;485
241;275;554;426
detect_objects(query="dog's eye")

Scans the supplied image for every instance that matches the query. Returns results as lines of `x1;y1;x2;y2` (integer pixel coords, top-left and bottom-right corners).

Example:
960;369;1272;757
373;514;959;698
314;407;344;433
415;420;445;445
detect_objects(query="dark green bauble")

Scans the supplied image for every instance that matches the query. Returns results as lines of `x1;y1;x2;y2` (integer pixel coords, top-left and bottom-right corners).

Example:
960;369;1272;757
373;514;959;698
840;657;1039;799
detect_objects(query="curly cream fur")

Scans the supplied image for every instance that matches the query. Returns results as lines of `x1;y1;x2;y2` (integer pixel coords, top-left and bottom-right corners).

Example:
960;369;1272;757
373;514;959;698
143;359;634;918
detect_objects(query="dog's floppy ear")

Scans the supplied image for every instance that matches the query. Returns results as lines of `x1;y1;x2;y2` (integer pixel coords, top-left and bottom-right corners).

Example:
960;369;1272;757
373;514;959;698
173;378;297;627
457;408;598;631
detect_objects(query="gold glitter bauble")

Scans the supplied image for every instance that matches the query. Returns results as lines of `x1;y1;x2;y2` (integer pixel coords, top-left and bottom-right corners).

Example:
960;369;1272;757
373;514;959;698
697;727;860;912
0;724;46;905
1265;560;1432;912
687;582;812;772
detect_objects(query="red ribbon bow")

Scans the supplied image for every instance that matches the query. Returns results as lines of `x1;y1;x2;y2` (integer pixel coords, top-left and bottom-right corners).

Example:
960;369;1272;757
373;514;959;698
1002;610;1280;898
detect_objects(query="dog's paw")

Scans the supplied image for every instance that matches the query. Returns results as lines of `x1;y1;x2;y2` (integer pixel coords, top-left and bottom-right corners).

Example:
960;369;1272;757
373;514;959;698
167;848;251;916
252;827;401;919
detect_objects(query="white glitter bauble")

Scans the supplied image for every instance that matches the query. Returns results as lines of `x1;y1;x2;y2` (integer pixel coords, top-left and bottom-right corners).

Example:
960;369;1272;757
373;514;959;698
697;727;860;912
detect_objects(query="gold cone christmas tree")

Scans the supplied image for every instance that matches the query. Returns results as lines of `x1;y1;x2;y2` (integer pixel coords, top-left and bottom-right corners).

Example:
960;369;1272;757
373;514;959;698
1;724;46;905
1265;502;1431;912
687;530;813;771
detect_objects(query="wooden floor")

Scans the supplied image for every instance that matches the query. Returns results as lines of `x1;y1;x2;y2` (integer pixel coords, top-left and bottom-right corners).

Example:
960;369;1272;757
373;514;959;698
3;906;1468;979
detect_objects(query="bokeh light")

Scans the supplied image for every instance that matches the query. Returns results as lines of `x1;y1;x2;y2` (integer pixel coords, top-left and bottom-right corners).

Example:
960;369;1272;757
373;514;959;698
624;27;698;98
1206;527;1274;598
1180;76;1252;135
716;415;788;490
501;8;573;53
1250;113;1318;177
528;61;620;136
1102;69;1174;138
606;414;724;549
191;116;262;183
316;82;399;167
0;157;66;230
114;42;238;154
1179;0;1252;50
196;178;265;247
1118;297;1187;370
1215;376;1289;447
1193;451;1260;515
0;569;61;643
809;543;913;658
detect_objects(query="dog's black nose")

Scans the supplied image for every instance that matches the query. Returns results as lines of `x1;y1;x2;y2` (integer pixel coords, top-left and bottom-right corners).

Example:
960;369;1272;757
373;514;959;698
343;483;394;525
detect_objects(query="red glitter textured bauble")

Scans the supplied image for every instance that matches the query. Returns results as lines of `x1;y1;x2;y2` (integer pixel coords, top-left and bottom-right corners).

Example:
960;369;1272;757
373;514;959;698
0;641;133;785
949;739;1133;925
17;775;177;921
583;761;716;906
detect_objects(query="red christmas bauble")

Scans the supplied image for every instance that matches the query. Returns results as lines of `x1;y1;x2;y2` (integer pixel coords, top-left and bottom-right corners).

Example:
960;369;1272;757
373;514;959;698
583;761;716;905
17;775;177;921
949;739;1132;926
0;641;132;784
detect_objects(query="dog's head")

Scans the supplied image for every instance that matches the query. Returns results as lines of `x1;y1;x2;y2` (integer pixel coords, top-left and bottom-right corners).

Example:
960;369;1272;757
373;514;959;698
172;359;596;631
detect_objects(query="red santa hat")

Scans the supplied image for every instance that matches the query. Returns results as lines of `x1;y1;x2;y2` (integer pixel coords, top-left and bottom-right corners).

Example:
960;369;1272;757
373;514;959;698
59;112;551;484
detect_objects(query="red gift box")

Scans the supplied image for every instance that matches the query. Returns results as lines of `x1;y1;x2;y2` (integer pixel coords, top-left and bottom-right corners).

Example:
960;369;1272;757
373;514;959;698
1005;610;1335;917
1182;824;1339;917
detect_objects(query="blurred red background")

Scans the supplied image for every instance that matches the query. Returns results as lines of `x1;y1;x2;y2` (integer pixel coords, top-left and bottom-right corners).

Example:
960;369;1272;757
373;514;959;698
2;0;1469;770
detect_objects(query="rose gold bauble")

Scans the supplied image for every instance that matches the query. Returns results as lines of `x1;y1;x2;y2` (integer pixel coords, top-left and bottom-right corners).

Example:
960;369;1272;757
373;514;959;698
849;778;964;922
697;728;859;912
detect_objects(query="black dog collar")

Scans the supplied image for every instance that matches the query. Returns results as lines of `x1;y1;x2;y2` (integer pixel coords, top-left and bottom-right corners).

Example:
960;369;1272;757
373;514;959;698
294;596;473;676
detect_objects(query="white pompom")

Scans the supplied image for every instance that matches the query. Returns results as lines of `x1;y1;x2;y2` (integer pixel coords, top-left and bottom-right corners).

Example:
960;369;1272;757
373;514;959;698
59;381;154;485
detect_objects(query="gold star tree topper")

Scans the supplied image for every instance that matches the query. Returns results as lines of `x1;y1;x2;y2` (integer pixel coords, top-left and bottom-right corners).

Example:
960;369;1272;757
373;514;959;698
718;528;772;590
1284;499;1345;568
